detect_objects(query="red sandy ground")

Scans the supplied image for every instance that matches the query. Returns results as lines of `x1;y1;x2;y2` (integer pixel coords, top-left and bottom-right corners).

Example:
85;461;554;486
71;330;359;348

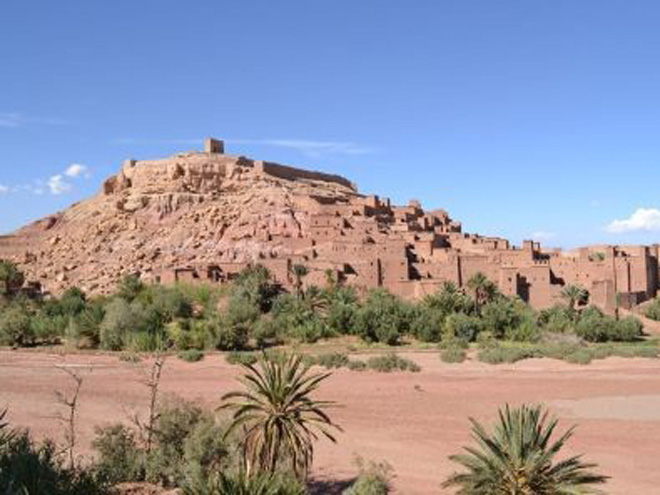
1;350;659;494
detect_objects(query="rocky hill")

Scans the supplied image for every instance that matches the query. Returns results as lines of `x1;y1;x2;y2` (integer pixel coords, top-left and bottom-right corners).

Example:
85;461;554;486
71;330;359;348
0;139;360;295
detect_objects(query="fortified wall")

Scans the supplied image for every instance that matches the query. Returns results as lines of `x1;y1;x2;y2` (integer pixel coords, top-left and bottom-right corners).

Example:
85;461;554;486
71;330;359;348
143;143;660;314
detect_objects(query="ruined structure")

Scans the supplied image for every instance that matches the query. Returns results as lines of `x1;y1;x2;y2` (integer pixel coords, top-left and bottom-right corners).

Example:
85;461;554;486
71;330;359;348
1;139;658;313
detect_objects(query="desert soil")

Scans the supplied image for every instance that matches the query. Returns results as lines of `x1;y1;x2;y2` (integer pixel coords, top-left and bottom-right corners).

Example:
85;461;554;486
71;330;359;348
1;350;659;494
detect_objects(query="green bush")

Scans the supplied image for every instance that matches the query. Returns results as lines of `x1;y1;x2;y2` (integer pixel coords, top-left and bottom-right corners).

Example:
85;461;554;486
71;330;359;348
644;298;660;321
253;317;283;348
92;424;144;483
194;471;305;495
575;311;642;343
440;346;467;363
0;428;107;494
65;302;105;348
354;289;411;345
444;313;482;343
312;352;350;369
538;305;574;333
0;305;34;346
225;351;259;366
99;298;146;350
478;344;541;364
366;353;421;373
409;306;446;343
343;458;392;495
179;349;205;362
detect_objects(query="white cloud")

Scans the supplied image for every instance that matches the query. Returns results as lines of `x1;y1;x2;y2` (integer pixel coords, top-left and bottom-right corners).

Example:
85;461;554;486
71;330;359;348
47;175;71;195
607;208;660;233
530;231;555;241
252;139;377;158
0;113;21;128
65;163;89;178
0;185;9;194
0;112;71;128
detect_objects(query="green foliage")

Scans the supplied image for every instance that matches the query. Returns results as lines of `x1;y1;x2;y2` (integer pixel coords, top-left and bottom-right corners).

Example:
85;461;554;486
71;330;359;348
409;305;446;343
443;404;608;494
65;301;105;348
226;351;259;366
117;274;145;302
0;304;35;346
440;346;467;363
93;399;232;489
0;425;107;494
343;457;392;495
644;297;660;321
365;353;421;373
575;310;642;343
444;312;482;343
92;424;144;483
215;298;260;350
538;305;573;333
179;349;205;362
232;265;279;312
221;353;341;478
354;289;411;345
561;284;589;312
0;260;25;298
466;272;498;312
193;471;305;495
325;287;359;335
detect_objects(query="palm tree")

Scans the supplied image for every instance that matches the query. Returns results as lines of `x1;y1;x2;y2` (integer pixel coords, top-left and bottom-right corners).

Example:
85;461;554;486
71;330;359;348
220;353;341;479
290;264;309;299
467;272;498;314
561;284;588;314
443;404;608;494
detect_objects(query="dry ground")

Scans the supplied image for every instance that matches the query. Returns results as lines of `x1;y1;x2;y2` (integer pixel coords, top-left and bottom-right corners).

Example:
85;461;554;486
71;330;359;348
1;350;659;494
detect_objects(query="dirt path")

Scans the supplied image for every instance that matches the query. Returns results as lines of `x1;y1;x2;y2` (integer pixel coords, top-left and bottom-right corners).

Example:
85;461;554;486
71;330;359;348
1;350;659;494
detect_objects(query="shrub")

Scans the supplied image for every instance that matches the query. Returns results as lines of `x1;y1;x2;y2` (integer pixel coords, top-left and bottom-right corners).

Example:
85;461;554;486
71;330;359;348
644;298;660;321
196;471;305;495
289;317;329;343
354;289;411;345
253;317;283;348
179;349;205;362
347;359;368;371
0;260;25;298
613;316;644;342
99;298;145;350
444;313;482;343
343;457;393;495
92;424;144;483
0;429;106;494
409;306;446;343
314;352;350;369
225;351;259;366
146;399;231;487
440;346;467;363
478;344;541;364
66;302;105;348
538;305;574;333
325;299;358;335
366;353;421;373
117;274;145;302
215;298;260;350
0;305;34;346
231;265;279;312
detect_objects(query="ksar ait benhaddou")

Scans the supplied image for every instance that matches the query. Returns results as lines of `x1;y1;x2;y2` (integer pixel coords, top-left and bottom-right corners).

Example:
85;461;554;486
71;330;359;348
2;137;658;314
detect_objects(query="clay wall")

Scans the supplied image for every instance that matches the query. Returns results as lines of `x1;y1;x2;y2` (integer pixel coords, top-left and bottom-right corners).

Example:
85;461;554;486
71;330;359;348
255;160;355;190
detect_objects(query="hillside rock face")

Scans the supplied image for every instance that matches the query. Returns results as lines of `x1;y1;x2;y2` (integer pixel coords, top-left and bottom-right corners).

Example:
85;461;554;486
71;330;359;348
0;145;359;295
2;139;659;313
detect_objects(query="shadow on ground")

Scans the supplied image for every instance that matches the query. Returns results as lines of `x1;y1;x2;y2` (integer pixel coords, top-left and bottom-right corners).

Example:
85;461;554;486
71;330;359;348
308;478;356;495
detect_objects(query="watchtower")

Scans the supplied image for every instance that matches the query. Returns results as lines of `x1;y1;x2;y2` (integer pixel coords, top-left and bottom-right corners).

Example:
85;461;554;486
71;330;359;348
204;138;225;154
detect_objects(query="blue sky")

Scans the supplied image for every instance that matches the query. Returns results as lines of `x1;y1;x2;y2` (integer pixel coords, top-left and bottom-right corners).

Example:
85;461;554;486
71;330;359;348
1;0;659;247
